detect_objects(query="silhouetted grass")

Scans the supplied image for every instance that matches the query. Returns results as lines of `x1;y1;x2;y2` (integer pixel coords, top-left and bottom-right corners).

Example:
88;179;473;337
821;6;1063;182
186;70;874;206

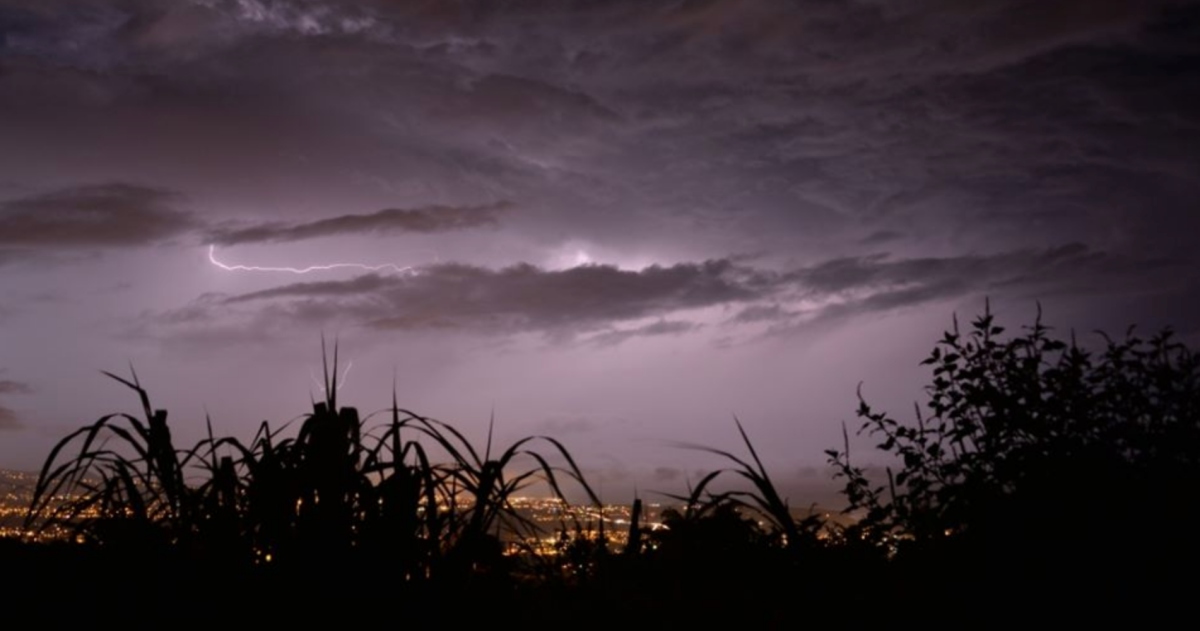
24;340;602;589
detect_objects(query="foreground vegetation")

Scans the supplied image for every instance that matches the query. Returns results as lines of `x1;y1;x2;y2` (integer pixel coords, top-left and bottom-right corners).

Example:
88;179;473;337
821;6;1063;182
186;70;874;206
5;307;1199;625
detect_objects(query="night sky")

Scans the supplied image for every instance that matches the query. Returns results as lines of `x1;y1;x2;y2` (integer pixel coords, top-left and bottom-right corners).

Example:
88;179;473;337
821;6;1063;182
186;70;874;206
1;0;1198;502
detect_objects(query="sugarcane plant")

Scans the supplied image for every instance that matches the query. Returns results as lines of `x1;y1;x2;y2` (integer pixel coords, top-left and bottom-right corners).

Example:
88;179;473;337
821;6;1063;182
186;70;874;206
24;339;602;584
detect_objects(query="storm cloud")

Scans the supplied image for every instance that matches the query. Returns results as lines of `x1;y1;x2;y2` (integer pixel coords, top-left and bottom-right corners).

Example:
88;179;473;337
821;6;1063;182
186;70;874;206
1;0;1198;490
0;183;194;249
790;244;1157;300
221;258;772;335
0;406;19;430
0;249;28;268
0;380;33;395
2;1;1197;265
207;202;511;245
0;377;30;431
759;244;1170;329
144;243;1153;342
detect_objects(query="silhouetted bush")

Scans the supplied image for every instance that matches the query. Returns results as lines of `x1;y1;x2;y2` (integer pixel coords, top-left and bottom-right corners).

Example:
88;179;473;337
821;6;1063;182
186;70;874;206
828;304;1200;616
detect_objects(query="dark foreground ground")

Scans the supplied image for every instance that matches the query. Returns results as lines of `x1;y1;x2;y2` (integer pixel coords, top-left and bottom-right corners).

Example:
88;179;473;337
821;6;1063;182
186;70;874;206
2;536;1193;629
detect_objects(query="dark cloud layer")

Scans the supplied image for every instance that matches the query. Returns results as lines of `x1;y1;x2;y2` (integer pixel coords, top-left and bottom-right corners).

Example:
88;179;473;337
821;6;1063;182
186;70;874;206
1;0;1198;484
146;243;1158;344
0;378;30;431
790;244;1149;299
223;259;768;335
0;183;194;249
0;249;27;268
207;202;511;245
762;244;1170;329
0;406;20;430
2;0;1197;266
0;180;508;254
0;380;33;395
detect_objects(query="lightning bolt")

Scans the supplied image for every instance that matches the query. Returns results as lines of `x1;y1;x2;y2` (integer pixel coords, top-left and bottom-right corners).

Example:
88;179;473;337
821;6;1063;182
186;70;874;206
208;245;419;275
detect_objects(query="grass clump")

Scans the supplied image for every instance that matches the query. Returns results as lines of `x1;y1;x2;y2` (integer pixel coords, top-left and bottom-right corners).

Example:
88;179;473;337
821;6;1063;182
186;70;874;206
24;341;601;595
